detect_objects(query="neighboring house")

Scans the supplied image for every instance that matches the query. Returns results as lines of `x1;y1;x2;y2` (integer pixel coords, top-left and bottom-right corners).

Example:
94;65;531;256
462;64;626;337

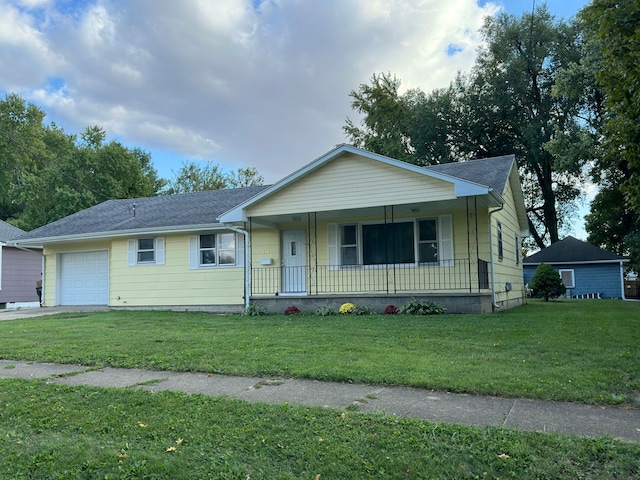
0;220;42;308
13;145;529;313
523;236;629;299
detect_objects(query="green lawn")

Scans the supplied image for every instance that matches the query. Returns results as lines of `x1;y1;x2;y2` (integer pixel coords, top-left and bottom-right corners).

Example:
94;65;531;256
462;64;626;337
1;300;639;478
1;379;638;479
1;300;639;404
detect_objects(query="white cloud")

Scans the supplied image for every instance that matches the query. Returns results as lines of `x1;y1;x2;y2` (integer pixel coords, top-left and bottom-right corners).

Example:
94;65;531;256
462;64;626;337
0;0;499;181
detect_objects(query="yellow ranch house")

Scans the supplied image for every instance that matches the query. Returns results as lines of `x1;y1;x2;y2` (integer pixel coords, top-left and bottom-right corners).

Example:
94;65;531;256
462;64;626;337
12;145;529;314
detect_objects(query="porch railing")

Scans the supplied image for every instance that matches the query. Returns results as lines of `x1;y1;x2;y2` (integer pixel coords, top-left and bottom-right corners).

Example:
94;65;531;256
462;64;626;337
251;258;490;296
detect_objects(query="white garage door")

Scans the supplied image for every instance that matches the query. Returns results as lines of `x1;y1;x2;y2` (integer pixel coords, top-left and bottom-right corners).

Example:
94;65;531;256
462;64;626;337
60;251;109;305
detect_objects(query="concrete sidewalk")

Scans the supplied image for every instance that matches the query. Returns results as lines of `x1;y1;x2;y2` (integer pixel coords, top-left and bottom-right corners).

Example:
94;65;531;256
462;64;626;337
1;359;638;443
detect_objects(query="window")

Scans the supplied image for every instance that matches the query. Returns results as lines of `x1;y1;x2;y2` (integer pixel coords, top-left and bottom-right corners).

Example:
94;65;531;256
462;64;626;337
190;232;241;269
200;234;216;265
332;216;453;267
199;233;236;266
418;219;438;263
515;234;520;265
340;224;358;265
362;222;414;265
137;238;155;263
497;221;503;261
217;233;236;265
559;269;575;288
128;237;165;266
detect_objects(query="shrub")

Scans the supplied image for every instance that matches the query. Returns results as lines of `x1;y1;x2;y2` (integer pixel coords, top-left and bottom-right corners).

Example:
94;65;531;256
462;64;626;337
353;305;376;315
529;263;566;301
284;305;301;315
242;303;268;316
314;305;337;316
384;304;398;315
398;299;446;315
339;303;356;314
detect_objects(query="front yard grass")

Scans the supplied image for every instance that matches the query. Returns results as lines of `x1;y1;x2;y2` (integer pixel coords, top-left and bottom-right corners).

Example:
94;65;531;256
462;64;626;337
1;378;638;479
1;300;639;478
1;299;638;404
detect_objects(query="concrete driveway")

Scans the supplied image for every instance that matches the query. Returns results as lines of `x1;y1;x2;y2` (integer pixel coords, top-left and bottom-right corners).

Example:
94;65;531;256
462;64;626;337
0;305;111;321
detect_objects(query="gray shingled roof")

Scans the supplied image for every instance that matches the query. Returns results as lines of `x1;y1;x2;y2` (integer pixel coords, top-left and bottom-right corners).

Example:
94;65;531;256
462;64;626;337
0;220;25;242
14;186;269;242
523;236;627;264
424;155;515;194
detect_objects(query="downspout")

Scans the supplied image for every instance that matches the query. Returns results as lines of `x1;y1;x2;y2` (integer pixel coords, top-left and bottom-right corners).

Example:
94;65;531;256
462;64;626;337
620;261;627;301
488;203;504;310
225;225;250;310
41;253;45;307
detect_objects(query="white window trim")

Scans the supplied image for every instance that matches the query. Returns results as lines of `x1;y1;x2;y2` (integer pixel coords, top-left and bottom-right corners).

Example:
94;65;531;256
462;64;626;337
127;237;165;266
189;232;244;269
329;215;454;269
559;268;575;288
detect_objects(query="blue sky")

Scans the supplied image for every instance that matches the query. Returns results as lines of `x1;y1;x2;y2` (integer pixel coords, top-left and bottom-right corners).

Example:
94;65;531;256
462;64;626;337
1;0;591;236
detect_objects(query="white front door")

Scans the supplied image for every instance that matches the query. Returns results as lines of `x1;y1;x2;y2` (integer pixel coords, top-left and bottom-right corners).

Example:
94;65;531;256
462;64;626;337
281;229;306;293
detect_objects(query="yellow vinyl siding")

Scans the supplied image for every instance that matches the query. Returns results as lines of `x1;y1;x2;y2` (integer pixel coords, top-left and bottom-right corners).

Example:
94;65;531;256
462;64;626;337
490;178;526;305
250;228;280;267
246;153;456;217
110;235;244;307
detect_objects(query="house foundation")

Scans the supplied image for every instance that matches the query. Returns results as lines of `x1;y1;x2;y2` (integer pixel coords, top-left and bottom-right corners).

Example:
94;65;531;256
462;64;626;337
252;293;495;315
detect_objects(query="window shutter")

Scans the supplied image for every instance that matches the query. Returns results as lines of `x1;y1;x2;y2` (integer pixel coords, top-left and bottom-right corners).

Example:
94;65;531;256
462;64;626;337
128;240;137;266
236;232;245;267
439;215;454;266
189;236;199;269
327;223;338;269
156;237;165;265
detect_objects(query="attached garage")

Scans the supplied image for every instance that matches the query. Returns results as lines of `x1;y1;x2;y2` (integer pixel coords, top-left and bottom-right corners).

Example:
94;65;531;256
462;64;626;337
59;250;109;305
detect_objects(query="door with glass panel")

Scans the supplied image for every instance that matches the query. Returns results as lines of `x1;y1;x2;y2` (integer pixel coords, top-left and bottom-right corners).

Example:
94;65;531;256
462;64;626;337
281;229;306;293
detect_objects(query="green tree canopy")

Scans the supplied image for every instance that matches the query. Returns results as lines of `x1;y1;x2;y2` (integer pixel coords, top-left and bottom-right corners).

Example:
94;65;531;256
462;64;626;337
163;162;264;195
344;7;589;250
0;94;164;231
579;0;640;272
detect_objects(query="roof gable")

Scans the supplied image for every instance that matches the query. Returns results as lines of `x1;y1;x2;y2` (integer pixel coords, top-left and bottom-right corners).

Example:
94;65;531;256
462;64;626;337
244;152;460;217
523;236;627;265
220;145;509;223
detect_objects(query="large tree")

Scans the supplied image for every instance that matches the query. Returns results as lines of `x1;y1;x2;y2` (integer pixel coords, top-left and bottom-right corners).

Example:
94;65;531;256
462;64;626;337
0;94;164;231
0;93;47;221
579;0;640;272
345;7;588;249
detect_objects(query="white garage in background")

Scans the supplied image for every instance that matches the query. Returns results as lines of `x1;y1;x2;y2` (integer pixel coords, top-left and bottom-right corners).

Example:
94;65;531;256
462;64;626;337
59;250;109;305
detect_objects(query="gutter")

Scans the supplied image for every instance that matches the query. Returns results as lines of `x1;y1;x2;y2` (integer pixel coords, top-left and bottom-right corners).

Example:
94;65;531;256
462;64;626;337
488;202;505;310
11;223;230;247
7;242;43;253
225;225;250;310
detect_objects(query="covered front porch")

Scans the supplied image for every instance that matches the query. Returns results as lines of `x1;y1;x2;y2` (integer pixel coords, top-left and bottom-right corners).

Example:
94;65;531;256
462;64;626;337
245;197;495;314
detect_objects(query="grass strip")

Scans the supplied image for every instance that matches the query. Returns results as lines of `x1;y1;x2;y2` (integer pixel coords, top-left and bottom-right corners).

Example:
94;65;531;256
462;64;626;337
1;378;638;479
